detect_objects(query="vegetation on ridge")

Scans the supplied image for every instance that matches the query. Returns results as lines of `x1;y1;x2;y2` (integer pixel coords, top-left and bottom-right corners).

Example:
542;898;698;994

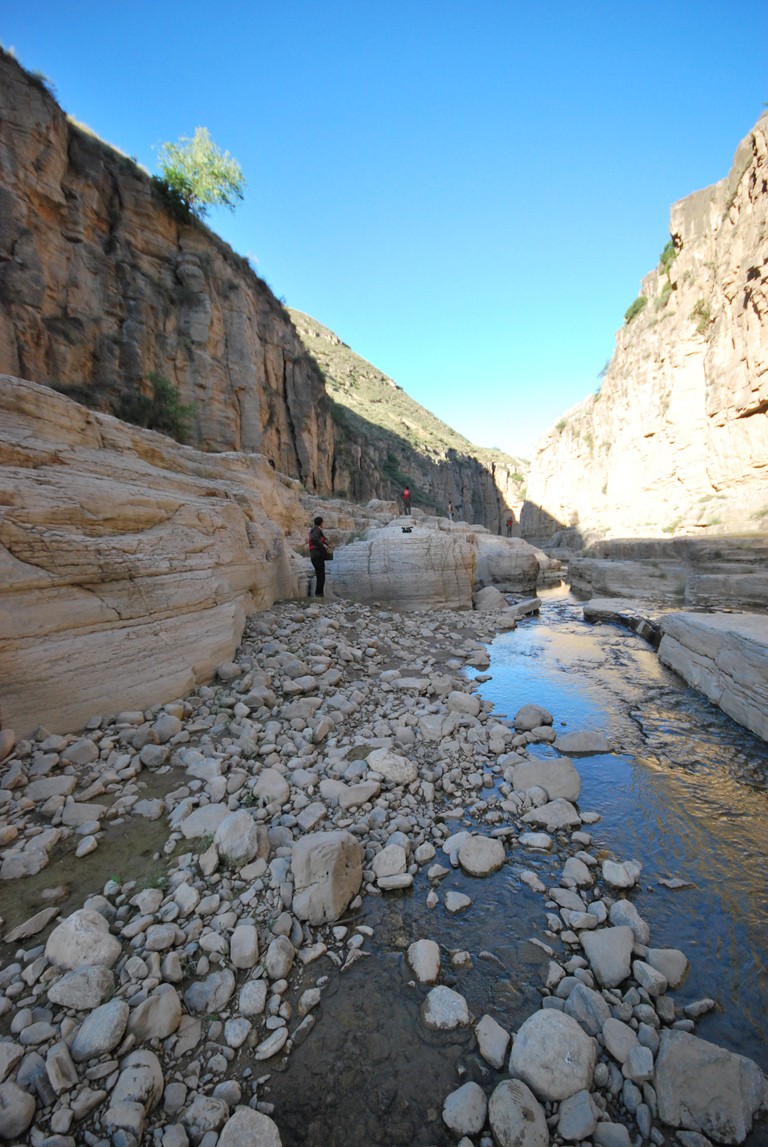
288;308;528;489
156;128;245;219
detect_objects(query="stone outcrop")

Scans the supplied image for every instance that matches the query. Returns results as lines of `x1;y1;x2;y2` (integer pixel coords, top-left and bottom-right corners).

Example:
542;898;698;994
0;50;333;490
330;523;476;609
524;113;768;544
569;536;768;611
658;611;768;741
328;519;542;610
0;375;305;736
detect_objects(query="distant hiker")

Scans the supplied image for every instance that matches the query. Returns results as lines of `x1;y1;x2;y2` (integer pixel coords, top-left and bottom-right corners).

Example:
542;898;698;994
506;514;515;537
308;515;332;597
448;500;454;520
402;487;412;516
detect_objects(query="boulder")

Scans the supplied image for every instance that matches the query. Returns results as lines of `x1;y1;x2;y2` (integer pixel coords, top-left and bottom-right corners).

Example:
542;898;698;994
509;1009;597;1101
488;1078;549;1147
473;585;507;611
581;926;634;988
0;1080;35;1140
475;1014;510;1069
521;798;581;830
291;831;363;925
457;835;506;876
330;525;476;610
407;939;441;984
442;1081;488;1137
422;986;471;1030
45;908;121;970
511;757;581;802
514;703;553;730
214;810;264;866
47;964;116;1010
654;1028;768;1144
554;729;612;754
71;999;129;1062
218;1106;283;1146
474;534;540;592
366;748;418;785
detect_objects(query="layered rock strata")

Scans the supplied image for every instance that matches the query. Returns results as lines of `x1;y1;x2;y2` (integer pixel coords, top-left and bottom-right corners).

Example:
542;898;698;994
569;536;768;610
524;113;768;543
329;521;543;609
0;50;333;490
0;375;306;736
659;611;768;741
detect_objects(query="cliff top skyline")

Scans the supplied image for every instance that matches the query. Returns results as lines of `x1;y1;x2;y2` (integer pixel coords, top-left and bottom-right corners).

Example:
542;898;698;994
3;0;765;457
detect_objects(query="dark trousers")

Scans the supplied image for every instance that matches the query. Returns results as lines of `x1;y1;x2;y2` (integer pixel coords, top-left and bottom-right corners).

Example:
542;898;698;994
311;554;326;596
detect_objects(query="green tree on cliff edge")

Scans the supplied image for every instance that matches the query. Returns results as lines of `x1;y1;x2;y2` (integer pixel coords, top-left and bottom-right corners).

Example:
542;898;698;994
157;127;245;218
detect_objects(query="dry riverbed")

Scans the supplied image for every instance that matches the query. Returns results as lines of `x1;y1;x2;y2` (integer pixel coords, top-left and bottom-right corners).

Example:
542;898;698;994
0;599;766;1147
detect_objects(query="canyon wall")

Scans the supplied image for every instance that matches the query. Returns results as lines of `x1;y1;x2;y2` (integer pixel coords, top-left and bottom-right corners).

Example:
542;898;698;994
523;113;768;546
0;50;333;491
0;51;520;533
0;374;311;737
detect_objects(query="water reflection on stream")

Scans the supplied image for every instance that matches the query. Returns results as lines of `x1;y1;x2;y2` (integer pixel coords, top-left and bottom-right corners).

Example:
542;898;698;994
475;586;768;1067
266;586;768;1146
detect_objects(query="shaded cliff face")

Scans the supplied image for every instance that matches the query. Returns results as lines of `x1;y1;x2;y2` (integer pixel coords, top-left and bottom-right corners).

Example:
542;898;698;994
290;309;528;532
0;51;333;491
524;114;768;546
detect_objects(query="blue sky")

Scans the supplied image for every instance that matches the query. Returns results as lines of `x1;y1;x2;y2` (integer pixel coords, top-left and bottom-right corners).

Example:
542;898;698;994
3;2;766;458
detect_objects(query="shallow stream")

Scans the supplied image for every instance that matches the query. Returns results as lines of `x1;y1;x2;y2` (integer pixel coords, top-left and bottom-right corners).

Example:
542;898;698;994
264;586;768;1146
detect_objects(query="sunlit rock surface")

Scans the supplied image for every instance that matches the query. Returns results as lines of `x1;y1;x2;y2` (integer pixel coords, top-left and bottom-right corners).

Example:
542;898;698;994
0;376;304;736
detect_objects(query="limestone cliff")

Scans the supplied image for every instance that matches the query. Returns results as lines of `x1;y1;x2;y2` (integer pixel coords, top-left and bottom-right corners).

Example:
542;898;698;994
0;50;333;491
0;374;312;737
290;309;527;532
524;113;768;545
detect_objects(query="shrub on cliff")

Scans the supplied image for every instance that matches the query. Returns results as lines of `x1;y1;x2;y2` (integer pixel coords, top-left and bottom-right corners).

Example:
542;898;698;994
624;296;648;324
116;372;195;442
156;127;245;219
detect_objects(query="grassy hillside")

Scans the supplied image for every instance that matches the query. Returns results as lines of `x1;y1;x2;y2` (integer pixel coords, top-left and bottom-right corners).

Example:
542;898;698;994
289;309;528;486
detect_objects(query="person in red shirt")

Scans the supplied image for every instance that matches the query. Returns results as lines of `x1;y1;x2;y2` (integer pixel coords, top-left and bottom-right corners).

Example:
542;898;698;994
402;487;412;516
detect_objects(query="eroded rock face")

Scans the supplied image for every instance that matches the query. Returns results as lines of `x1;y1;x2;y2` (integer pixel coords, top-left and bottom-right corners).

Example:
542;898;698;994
524;113;768;543
0;51;333;490
329;521;542;609
658;610;768;741
0;376;303;735
330;524;476;610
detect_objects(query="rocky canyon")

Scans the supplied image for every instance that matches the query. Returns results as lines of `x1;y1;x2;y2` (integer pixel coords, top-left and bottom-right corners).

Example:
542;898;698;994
524;112;768;545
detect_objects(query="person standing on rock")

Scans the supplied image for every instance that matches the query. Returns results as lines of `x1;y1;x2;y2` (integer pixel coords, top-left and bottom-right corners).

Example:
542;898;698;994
448;500;454;520
402;486;412;516
506;513;515;537
308;516;332;597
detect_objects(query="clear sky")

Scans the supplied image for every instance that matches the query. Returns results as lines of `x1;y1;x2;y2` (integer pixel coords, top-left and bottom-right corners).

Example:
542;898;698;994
3;2;766;458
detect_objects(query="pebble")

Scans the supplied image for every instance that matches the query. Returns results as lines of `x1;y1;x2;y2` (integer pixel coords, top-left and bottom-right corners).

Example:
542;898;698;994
0;597;755;1147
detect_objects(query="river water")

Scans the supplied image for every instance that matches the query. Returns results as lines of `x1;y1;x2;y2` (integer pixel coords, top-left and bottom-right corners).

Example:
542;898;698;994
264;586;768;1146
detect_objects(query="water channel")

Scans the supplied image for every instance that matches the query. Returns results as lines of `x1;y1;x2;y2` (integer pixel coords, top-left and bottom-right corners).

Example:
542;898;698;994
264;586;768;1147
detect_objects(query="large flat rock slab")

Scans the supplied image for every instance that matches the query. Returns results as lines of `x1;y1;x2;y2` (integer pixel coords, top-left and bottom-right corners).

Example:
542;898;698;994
659;611;768;742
